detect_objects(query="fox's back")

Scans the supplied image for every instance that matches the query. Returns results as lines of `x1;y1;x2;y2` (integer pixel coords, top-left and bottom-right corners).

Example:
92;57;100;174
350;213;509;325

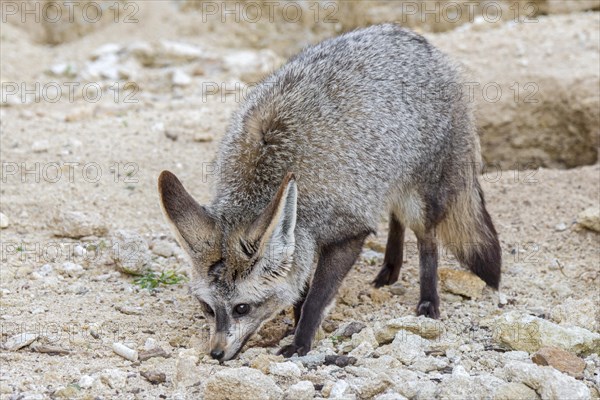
213;24;478;238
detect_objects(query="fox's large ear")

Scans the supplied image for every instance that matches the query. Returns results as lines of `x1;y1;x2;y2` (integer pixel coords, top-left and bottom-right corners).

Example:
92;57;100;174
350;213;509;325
158;171;218;255
246;172;297;256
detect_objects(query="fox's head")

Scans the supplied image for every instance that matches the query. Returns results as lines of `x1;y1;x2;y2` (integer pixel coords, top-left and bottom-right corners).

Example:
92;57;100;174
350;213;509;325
158;171;299;361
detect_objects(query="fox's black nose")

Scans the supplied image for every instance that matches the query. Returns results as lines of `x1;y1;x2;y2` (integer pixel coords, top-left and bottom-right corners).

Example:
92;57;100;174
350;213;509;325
210;349;225;360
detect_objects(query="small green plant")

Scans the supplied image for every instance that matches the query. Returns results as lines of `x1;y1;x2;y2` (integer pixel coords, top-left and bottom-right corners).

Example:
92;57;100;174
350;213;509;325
330;335;343;346
134;270;188;290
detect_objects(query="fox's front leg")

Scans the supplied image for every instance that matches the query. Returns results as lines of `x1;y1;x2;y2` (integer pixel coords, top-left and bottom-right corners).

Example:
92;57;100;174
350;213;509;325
279;233;368;357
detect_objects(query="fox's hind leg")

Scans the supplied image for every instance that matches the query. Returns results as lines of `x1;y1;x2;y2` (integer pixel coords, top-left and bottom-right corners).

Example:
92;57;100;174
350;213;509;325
416;229;440;318
373;214;405;287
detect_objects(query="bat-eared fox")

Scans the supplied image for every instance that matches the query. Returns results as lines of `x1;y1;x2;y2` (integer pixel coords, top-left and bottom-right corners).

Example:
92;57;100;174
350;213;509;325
158;24;501;361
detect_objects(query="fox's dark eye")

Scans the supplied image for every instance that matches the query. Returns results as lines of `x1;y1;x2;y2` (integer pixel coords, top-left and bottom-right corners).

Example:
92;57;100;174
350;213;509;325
199;301;215;317
233;303;250;316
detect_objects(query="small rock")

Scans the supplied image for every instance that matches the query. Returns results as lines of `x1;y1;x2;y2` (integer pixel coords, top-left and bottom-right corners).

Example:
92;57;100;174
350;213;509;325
204;367;283;400
389;282;406;295
110;229;152;275
388;331;428;365
493;311;600;355
54;385;79;398
329;379;350;398
172;69;192;86
249;353;285;373
532;346;586;379
100;368;128;389
57;262;84;277
285;380;315;400
375;315;442;344
290;353;326;369
324;355;357;368
138;347;169;361
554;222;568;232
116;305;143;315
52;210;107;239
2;332;38;351
32;140;50;153
175;353;200;388
333;321;366;339
577;207;600;232
141;370;166;385
0;213;9;229
502;360;590;399
342;326;378;353
269;361;302;379
439;268;486;299
31;344;70;355
150;239;174;257
78;375;95;389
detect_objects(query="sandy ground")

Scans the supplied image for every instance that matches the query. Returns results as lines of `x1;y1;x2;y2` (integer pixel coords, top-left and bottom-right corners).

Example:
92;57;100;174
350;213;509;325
0;2;599;399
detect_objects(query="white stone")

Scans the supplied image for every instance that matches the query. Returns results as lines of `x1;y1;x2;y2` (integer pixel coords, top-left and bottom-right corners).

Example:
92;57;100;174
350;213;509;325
172;69;192;86
329;379;350;398
0;213;9;229
78;375;95;389
269;361;302;379
285;380;315;400
100;369;128;389
204;367;282;400
58;262;84;277
389;331;428;365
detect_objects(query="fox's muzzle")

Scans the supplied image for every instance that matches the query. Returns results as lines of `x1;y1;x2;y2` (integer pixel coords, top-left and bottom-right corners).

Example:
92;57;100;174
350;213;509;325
209;331;228;361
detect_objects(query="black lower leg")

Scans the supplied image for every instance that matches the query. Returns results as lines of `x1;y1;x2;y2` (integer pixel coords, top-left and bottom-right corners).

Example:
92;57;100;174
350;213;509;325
278;233;368;357
416;229;440;319
373;214;405;287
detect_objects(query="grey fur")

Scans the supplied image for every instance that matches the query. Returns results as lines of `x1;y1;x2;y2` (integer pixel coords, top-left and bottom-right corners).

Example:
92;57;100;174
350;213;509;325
159;24;501;360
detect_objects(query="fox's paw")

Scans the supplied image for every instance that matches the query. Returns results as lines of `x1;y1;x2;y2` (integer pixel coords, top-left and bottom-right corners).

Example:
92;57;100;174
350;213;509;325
372;263;397;288
277;343;310;358
416;300;440;319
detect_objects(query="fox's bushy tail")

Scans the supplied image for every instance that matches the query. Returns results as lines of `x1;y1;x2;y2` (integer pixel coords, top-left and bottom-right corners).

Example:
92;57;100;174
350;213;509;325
437;179;501;288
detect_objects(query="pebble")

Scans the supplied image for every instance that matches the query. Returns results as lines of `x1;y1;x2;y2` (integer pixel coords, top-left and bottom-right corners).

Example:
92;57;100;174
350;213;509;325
375;315;442;344
204;367;283;400
0;212;9;229
172;69;192;86
110;229;152;275
389;282;406;295
57;262;84;277
150;239;174;257
78;375;95;389
285;380;315;400
324;355;357;368
31;140;50;153
577;207;600;232
329;379;350;398
333;321;366;339
532;346;586;378
269;361;302;379
438;268;486;299
116;305;143;315
141;370;166;385
112;342;138;362
554;222;568;231
139;346;169;361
